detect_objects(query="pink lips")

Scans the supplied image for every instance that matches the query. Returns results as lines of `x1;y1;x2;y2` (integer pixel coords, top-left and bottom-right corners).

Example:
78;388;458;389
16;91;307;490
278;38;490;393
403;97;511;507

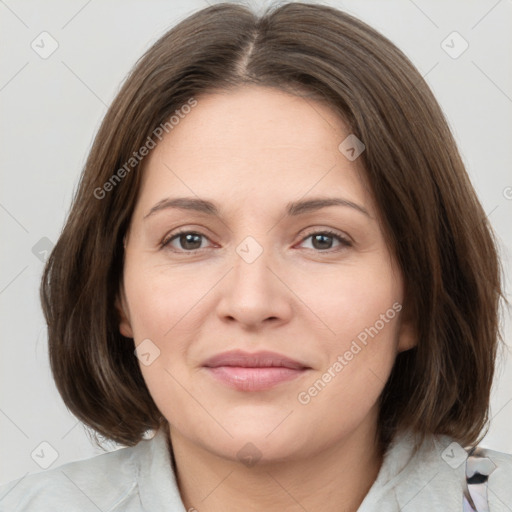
202;350;310;391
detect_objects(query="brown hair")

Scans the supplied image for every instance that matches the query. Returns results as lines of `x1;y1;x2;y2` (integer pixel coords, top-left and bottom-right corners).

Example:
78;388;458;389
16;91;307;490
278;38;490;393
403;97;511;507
41;1;504;449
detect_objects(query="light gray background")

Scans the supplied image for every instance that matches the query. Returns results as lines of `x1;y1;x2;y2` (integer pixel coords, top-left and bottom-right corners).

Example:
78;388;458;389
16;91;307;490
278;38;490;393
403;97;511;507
1;0;511;485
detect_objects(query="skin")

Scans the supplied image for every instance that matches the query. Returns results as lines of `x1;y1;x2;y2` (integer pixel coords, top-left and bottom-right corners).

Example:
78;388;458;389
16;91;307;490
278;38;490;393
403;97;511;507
117;85;416;512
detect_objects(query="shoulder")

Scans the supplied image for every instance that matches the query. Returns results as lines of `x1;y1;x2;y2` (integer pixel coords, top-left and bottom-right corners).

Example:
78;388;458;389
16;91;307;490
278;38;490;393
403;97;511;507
0;440;143;512
383;432;512;511
476;445;512;510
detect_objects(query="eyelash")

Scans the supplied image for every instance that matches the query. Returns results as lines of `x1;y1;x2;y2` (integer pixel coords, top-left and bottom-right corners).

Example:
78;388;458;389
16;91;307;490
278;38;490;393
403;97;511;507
160;228;352;254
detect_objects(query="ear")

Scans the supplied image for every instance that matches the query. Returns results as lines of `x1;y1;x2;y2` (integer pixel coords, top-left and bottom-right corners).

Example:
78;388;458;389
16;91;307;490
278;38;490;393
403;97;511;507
115;285;134;339
397;322;418;352
396;303;417;353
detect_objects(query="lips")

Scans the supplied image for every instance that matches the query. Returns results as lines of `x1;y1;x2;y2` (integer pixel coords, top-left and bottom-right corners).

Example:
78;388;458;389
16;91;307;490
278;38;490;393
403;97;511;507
203;350;308;370
202;350;310;391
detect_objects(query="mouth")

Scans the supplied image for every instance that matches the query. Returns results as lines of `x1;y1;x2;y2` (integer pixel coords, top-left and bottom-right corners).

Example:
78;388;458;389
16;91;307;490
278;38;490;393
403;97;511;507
202;350;311;391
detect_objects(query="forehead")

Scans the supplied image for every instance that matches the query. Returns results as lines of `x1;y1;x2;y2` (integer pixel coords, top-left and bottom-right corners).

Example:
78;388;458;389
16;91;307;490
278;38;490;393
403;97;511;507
137;85;372;217
156;85;350;156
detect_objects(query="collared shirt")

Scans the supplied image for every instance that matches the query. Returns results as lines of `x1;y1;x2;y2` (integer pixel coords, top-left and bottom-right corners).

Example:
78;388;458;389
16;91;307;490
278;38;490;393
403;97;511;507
1;427;511;511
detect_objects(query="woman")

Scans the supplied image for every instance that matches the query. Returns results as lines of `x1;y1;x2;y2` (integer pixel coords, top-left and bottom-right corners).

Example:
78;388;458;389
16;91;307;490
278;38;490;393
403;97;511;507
0;2;510;511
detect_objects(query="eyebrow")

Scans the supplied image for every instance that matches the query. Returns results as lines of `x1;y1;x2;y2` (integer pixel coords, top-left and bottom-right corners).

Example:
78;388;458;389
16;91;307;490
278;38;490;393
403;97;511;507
143;196;370;219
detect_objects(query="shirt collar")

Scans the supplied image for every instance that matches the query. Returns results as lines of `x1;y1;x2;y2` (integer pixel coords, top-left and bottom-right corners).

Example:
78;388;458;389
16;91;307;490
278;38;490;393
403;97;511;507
133;428;187;511
358;430;465;511
132;428;465;511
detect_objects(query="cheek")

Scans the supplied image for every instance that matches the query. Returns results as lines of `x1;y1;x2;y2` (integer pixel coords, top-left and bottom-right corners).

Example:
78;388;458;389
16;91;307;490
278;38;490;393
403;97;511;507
296;257;402;348
123;261;218;339
122;262;221;405
295;288;402;440
122;263;206;427
293;256;402;406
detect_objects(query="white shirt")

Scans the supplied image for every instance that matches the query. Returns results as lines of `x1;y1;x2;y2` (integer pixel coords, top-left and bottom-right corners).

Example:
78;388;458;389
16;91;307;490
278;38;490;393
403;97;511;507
1;427;511;511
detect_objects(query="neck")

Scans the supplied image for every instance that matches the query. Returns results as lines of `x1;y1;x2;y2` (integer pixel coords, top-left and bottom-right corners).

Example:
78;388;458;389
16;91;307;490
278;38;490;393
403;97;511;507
169;420;384;512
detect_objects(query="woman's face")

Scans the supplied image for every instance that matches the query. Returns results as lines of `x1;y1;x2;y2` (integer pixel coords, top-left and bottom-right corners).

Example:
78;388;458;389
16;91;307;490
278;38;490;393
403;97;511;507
118;85;414;462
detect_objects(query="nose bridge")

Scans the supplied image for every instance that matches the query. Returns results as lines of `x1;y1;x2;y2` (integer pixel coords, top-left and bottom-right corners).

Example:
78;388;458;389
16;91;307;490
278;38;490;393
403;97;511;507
235;235;266;267
231;234;276;296
216;232;291;326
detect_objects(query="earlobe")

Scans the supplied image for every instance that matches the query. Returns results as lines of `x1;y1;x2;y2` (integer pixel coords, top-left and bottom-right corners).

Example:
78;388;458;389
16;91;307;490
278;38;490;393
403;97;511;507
393;297;418;353
397;322;417;353
115;290;134;339
396;304;417;353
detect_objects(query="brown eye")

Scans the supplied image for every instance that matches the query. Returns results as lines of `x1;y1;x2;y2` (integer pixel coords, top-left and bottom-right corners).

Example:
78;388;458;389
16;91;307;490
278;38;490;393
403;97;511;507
298;230;352;252
162;231;209;252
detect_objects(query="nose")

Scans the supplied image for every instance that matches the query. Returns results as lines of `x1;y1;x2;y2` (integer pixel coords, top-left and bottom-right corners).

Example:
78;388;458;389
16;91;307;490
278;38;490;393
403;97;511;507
215;237;293;330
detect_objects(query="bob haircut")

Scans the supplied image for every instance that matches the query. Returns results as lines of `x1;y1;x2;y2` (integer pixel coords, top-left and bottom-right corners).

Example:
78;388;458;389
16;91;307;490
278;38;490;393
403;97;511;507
41;1;503;449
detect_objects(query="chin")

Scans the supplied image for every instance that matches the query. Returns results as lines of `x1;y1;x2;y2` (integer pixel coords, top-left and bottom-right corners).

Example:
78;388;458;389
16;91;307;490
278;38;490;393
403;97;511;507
200;416;317;465
214;434;308;466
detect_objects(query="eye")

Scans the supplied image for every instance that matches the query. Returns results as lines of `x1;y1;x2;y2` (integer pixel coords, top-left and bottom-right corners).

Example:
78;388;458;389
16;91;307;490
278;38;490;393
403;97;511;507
161;230;213;252
160;228;352;254
297;229;352;252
